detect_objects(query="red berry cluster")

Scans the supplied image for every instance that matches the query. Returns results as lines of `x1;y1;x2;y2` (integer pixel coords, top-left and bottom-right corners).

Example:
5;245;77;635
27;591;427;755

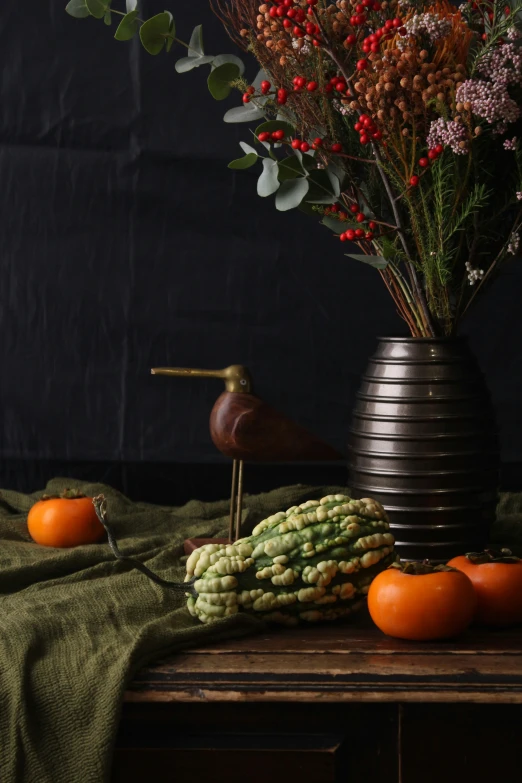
242;86;256;103
353;114;382;145
292;75;319;92
409;144;444;186
244;81;289;105
291;137;311;152
359;16;404;55
269;0;306;22
268;0;322;45
325;204;348;220
327;204;377;242
347;0;382;29
325;74;348;95
339;227;374;241
258;129;286;142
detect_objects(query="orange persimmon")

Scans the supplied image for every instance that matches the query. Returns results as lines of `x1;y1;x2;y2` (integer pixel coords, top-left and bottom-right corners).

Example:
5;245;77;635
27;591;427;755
448;550;522;627
368;562;477;641
27;490;105;548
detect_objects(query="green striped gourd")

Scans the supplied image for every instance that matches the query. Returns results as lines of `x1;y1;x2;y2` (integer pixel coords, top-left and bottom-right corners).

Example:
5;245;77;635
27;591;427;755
185;494;395;625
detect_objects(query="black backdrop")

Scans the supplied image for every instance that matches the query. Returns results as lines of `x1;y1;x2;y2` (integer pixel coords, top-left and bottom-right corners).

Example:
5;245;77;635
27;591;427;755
1;0;522;501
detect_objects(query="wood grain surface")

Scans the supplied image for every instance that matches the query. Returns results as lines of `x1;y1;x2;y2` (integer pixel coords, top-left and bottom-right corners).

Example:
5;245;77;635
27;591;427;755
125;621;522;705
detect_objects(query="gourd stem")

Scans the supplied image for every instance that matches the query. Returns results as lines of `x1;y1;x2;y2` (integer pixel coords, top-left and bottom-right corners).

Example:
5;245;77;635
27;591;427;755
92;495;197;597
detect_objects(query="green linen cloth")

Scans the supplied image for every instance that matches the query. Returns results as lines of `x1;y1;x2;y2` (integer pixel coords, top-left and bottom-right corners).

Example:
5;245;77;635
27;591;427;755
0;477;349;783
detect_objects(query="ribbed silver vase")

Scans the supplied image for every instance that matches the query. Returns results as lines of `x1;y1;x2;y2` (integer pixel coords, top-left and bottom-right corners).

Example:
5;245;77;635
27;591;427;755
348;337;499;561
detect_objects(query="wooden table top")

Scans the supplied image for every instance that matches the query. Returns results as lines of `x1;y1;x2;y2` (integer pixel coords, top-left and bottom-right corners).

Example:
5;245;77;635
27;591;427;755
125;616;522;706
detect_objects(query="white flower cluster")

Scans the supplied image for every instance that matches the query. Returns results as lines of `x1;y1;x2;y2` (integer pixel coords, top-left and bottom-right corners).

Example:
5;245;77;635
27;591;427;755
508;232;520;255
427;117;468;154
465;261;484;285
292;39;311;55
517;192;522;201
504;137;518;150
397;12;452;49
333;99;351;117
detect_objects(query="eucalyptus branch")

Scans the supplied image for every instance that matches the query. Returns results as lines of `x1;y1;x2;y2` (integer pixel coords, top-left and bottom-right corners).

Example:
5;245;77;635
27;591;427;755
67;0;522;340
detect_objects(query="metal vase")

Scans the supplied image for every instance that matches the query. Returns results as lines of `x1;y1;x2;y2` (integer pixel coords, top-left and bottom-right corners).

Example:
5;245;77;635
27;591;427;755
348;337;499;561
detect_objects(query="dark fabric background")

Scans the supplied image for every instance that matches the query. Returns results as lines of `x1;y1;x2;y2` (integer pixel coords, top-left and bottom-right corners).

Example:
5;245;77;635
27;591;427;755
1;0;521;497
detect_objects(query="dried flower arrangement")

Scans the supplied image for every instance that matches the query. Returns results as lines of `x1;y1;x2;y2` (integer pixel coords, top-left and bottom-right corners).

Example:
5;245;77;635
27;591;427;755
66;0;522;336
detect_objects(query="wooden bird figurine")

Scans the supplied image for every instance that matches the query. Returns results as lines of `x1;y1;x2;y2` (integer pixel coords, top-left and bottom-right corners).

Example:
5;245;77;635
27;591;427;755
151;364;343;542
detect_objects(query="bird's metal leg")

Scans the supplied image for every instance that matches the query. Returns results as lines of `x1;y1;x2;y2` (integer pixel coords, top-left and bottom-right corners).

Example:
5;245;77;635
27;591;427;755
235;459;244;542
229;459;238;544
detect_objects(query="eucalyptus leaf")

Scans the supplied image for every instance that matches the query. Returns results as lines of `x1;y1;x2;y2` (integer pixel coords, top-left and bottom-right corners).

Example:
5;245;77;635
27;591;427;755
278;157;305;181
104;9;111;24
255;119;295;141
65;0;90;18
166;35;174;52
257;158;280;197
239;142;258;156
125;0;137;10
188;24;204;56
139;12;172;55
211;54;245;76
228;153;258;170
325;169;340;197
327;158;345;184
307;195;339;204
306;169;338;204
276;178;310;211
345;254;388;269
175;55;214;73
114;9;138;40
207;62;240;100
322;216;345;232
224;104;266;123
85;0;107;19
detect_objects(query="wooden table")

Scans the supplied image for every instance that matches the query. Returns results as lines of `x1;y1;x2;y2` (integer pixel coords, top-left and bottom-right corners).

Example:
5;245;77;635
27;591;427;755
113;619;522;783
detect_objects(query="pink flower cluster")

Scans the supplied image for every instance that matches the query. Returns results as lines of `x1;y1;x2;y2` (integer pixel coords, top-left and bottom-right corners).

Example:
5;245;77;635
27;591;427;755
504;137;518;151
456;36;522;134
427;118;468;154
508;231;520;256
456;80;520;134
479;40;522;88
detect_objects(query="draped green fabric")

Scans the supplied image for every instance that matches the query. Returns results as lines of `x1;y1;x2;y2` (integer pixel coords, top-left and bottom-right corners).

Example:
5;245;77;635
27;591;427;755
0;478;350;783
